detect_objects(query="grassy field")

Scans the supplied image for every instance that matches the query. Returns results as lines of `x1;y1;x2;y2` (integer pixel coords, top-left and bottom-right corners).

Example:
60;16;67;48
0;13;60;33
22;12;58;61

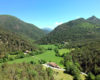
54;70;73;80
58;49;71;56
5;45;71;68
53;70;85;80
7;56;38;64
35;50;63;67
6;50;63;67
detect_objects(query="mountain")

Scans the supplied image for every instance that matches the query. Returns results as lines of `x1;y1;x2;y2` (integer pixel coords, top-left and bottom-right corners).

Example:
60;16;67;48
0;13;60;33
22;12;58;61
0;27;36;58
42;28;52;34
0;15;45;40
39;16;100;44
87;16;100;25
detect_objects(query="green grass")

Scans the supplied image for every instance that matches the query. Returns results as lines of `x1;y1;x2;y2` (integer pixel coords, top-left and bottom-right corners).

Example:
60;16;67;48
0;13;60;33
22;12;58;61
5;45;71;68
58;49;71;56
54;69;73;80
7;56;38;64
6;50;63;67
35;50;63;67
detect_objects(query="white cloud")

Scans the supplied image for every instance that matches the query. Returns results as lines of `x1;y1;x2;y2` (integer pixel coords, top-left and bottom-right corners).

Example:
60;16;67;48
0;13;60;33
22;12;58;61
76;16;81;19
55;22;63;26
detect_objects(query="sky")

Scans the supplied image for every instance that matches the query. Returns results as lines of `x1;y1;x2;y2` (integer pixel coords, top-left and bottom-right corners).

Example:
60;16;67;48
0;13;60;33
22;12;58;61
0;0;100;29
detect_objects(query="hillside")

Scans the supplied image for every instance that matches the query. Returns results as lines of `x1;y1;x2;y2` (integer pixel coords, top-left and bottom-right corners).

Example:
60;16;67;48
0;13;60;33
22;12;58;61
0;15;45;40
0;27;36;58
87;16;100;25
0;63;54;80
70;40;100;74
39;16;100;44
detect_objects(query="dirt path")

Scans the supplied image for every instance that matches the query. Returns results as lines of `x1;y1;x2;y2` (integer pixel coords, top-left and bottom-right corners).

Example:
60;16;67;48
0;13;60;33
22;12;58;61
42;64;65;71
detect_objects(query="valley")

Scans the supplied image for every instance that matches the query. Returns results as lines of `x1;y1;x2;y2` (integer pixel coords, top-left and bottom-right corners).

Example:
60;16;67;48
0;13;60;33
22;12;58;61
0;44;85;80
0;15;100;80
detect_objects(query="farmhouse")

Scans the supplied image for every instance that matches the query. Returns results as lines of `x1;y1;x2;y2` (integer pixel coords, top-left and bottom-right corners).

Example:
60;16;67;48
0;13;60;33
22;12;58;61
24;50;31;54
47;62;60;68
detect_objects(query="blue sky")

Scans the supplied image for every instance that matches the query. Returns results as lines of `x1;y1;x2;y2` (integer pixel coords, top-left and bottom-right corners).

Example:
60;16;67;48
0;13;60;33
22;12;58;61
0;0;100;29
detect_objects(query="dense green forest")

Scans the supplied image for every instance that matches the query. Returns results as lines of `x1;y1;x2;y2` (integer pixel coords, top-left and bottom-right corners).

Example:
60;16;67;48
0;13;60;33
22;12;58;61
0;27;37;58
62;40;100;80
71;41;100;74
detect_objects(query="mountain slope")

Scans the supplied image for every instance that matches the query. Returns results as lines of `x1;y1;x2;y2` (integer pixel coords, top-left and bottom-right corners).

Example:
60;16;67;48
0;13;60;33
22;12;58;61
0;15;45;40
87;16;100;25
39;16;100;44
0;27;36;58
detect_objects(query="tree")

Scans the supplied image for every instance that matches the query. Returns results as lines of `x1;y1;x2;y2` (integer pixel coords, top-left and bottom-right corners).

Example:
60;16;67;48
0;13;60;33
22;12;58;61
65;61;81;80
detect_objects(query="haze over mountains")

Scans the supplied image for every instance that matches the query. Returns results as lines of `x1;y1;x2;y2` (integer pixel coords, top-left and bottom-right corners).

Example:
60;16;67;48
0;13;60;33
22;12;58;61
39;16;100;44
42;28;52;34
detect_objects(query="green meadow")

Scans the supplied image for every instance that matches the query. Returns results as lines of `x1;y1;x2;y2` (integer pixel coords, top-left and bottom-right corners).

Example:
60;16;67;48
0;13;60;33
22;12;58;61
5;45;72;68
6;50;63;67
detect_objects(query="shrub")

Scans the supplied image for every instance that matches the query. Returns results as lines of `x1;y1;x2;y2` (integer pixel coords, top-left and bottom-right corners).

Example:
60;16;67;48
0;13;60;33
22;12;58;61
30;61;36;64
48;48;52;50
86;72;95;80
96;75;100;80
16;53;25;59
38;59;46;64
46;68;53;76
9;57;14;61
0;59;3;63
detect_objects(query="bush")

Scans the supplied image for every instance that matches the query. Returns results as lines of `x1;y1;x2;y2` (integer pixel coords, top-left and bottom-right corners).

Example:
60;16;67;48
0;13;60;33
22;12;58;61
0;59;3;63
38;59;46;64
48;47;52;50
73;74;81;80
16;53;25;59
28;70;38;77
54;48;59;53
46;68;53;76
86;72;95;80
29;52;35;56
30;61;36;64
96;75;100;80
9;57;14;61
3;58;8;62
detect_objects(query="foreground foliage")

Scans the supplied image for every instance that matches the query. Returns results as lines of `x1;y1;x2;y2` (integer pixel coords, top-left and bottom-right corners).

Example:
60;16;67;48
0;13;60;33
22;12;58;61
0;63;54;80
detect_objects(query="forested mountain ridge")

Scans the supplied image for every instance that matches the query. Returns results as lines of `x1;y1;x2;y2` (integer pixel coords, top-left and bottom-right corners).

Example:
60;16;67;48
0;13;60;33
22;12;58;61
0;15;45;40
0;27;36;58
39;16;100;44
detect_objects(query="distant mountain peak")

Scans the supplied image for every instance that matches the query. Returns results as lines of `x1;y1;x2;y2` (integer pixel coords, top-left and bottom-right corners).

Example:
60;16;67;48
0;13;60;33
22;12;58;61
39;15;100;44
42;28;52;34
87;16;99;20
87;16;100;25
